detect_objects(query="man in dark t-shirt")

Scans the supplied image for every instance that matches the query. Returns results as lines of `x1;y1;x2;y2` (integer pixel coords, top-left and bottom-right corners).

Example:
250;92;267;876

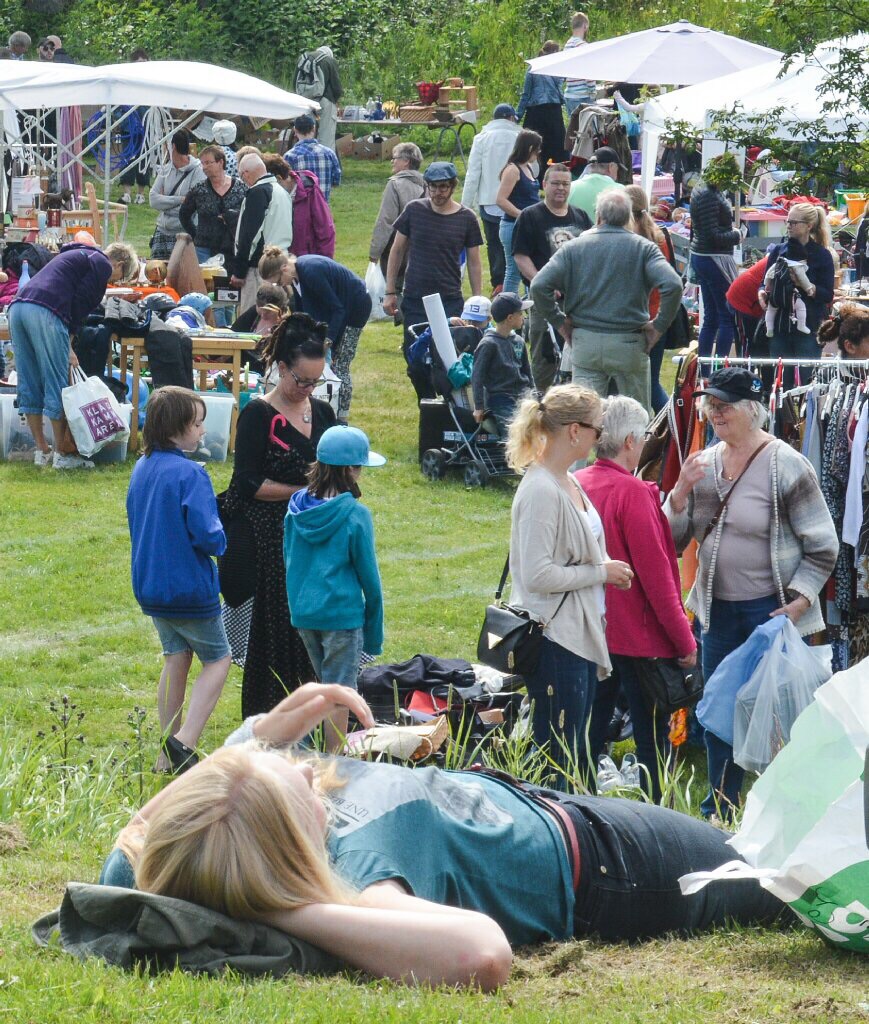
513;163;591;392
384;161;484;400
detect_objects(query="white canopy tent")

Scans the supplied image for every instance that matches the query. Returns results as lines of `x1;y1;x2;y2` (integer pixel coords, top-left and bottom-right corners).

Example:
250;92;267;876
639;36;869;196
526;20;782;86
0;60;319;237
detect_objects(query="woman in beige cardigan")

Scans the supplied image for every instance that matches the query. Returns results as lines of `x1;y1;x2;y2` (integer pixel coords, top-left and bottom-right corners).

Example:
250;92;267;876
507;385;633;785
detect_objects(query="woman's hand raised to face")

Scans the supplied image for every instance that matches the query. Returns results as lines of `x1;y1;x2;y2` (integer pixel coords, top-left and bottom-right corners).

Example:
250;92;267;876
253;684;375;746
669;450;707;514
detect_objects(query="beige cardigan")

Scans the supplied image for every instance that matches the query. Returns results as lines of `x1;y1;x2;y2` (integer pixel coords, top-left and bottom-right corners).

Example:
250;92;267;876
509;464;611;676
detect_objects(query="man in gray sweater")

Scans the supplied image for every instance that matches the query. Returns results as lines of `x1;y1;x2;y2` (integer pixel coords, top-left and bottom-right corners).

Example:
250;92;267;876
530;189;683;412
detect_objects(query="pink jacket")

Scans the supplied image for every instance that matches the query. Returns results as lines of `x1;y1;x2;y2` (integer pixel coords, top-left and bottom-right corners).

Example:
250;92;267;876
0;270;19;308
576;459;696;659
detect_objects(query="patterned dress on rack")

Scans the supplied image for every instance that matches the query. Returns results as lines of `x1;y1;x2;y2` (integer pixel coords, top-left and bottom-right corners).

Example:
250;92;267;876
218;396;336;719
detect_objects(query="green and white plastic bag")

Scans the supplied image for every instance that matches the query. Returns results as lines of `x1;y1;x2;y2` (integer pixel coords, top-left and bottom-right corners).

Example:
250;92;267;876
680;660;869;952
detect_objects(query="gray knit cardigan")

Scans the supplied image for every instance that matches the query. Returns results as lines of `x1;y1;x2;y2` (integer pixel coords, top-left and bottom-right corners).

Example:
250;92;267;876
664;439;838;637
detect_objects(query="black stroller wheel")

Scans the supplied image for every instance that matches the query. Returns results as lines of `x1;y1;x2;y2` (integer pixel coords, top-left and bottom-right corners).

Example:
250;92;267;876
421;448;447;481
464;461;490;488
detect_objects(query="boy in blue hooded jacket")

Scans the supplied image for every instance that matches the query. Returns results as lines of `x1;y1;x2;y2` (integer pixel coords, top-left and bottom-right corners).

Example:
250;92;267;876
284;425;386;750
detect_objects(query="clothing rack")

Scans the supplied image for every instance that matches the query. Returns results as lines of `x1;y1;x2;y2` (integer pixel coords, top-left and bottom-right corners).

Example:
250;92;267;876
674;355;869;370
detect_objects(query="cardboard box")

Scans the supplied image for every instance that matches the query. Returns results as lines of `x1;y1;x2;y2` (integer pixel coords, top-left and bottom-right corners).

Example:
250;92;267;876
335;133;354;157
352;134;401;160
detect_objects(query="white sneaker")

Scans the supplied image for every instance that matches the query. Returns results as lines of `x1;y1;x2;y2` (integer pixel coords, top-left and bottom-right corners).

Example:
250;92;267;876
52;452;95;470
33;448;53;466
120;192;132;204
134;194;146;205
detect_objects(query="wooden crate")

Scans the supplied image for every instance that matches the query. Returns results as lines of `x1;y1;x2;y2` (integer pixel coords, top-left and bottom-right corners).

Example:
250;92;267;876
399;104;436;122
436;85;477;111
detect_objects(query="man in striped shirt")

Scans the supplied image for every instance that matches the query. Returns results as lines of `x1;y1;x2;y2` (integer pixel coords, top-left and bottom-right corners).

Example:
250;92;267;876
563;11;597;115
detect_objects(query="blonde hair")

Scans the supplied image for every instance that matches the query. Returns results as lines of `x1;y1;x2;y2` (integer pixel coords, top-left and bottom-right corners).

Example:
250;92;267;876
103;241;139;283
571;11;589;29
136;746;355;918
506;383;603;471
624;184;664;244
235;145;262;163
789;202;832;250
258;243;292;283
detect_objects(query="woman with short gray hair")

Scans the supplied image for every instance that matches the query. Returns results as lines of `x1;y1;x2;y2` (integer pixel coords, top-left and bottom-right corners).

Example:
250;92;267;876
368;144;425;276
576;396;696;803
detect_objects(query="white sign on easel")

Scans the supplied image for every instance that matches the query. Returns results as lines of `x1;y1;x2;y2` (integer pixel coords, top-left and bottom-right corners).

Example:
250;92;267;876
422;292;458;369
11;175;41;213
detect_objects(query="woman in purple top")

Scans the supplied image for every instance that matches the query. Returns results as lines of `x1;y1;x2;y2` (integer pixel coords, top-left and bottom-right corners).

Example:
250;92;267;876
10;241;127;468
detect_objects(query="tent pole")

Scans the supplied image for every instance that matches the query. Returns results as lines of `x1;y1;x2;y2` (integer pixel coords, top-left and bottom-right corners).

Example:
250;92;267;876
103;103;112;243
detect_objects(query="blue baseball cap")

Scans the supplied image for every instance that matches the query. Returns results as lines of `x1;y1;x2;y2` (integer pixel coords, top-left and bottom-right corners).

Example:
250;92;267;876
423;161;458;183
317;425;386;467
179;291;212;313
493;103;518;121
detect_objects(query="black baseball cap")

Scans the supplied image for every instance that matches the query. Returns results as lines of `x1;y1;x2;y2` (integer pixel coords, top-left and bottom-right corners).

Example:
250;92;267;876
694;367;764;403
491;292;533;322
590;145;628;172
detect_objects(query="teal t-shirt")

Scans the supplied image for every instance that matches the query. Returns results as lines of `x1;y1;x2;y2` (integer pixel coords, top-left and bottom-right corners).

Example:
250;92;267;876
98;759;575;947
328;759;574;946
568;174;625;224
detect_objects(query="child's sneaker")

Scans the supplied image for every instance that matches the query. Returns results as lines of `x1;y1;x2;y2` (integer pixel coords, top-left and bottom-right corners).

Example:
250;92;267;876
33;448;53;466
120;191;132;204
134;194;146;205
53;451;95;469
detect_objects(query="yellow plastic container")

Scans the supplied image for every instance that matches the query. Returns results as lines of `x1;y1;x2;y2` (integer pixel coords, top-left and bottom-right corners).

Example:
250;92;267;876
844;193;867;220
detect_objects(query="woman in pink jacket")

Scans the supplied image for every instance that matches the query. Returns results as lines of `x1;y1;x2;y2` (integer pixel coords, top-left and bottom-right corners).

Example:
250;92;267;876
576;396;696;802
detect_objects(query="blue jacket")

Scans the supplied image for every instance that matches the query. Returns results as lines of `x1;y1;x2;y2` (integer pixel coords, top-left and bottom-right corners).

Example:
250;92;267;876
294;255;372;346
11;243;113;331
765;238;834;332
284;489;383;654
516;70;564;118
126;448;226;619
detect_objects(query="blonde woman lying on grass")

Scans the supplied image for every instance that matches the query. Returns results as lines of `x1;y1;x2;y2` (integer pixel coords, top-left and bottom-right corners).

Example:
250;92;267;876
100;684;782;990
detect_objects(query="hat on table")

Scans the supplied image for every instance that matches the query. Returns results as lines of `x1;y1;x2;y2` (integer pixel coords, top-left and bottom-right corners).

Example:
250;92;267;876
461;296;492;323
317;425;386;467
211;120;237;145
589;145;629;172
694;367;764;403
179;292;213;313
423;161;459;183
491;292;533;322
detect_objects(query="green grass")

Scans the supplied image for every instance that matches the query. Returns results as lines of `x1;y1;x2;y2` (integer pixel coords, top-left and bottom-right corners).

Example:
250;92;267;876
0;157;866;1023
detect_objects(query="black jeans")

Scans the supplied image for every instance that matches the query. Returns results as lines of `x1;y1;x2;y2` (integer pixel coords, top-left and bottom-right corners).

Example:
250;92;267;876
481;211;505;290
554;794;783;940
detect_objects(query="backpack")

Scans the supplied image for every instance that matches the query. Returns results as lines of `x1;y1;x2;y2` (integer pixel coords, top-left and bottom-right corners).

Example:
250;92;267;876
295;51;326;100
288;169;336;258
768;256;797;335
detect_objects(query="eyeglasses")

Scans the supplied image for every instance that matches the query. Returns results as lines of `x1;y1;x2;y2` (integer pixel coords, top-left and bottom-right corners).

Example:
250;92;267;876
40;43;55;50
289;369;326;389
575;420;603;439
427;182;455;192
786;219;808;226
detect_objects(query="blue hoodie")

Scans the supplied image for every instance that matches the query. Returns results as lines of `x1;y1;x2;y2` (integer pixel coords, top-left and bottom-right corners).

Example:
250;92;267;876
126;448;226;619
284;489;383;655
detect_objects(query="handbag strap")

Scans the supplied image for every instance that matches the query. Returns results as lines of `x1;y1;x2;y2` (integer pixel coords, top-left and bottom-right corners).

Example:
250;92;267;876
701;439;772;545
495;552;572;625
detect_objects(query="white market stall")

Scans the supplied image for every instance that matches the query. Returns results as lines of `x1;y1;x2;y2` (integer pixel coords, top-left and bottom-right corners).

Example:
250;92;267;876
639;36;869;197
0;60;319;237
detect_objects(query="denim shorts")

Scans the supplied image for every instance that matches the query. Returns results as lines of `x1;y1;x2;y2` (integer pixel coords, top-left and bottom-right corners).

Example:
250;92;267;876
151;614;231;664
297;628;363;688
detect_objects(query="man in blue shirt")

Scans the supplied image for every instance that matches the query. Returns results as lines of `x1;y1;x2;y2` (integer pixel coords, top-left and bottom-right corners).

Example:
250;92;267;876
284;114;342;203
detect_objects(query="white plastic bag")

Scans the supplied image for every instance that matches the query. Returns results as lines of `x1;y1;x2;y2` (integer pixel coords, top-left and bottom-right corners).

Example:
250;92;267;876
365;261;388;321
732;616;831;773
61;367;129;457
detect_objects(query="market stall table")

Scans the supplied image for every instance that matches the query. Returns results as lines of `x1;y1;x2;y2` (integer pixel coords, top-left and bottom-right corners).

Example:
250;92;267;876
119;332;257;452
337;118;476;167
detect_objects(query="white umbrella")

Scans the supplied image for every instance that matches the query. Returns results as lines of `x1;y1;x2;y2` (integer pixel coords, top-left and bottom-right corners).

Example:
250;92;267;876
527;20;782;86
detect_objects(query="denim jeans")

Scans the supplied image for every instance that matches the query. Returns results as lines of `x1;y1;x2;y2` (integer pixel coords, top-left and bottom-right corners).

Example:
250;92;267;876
559;792;783;939
691;254;736;358
587;653;670;803
523;635;597;788
769;327;820;389
10;301;71;420
700;594;779;819
647;332;669;413
498;218;522;296
297;627;364;688
485;392;518;437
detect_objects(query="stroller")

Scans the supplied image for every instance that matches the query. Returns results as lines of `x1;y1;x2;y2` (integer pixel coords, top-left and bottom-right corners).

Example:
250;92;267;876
410;321;513;488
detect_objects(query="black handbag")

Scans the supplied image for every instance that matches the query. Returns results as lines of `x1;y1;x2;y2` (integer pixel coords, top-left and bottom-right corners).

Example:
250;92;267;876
633;657;703;716
476;556;568;676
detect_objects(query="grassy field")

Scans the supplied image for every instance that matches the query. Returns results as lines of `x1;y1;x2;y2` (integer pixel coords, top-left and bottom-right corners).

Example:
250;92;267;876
0;159;866;1023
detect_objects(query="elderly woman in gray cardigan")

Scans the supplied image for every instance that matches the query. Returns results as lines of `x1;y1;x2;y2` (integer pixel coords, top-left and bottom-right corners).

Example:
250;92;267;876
507;384;633;788
664;368;837;823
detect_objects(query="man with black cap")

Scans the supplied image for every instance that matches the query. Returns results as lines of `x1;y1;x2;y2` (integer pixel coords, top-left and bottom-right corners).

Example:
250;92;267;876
568;145;626;223
461;103;523;293
284;114;342;202
384;161;484;400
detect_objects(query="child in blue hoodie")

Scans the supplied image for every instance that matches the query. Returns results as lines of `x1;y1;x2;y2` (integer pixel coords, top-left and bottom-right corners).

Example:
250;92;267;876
126;387;230;774
284;425;386;750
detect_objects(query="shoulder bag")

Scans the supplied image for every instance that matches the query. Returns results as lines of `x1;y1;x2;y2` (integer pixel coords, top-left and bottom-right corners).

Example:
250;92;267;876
476;555;570;675
634;657;704;715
